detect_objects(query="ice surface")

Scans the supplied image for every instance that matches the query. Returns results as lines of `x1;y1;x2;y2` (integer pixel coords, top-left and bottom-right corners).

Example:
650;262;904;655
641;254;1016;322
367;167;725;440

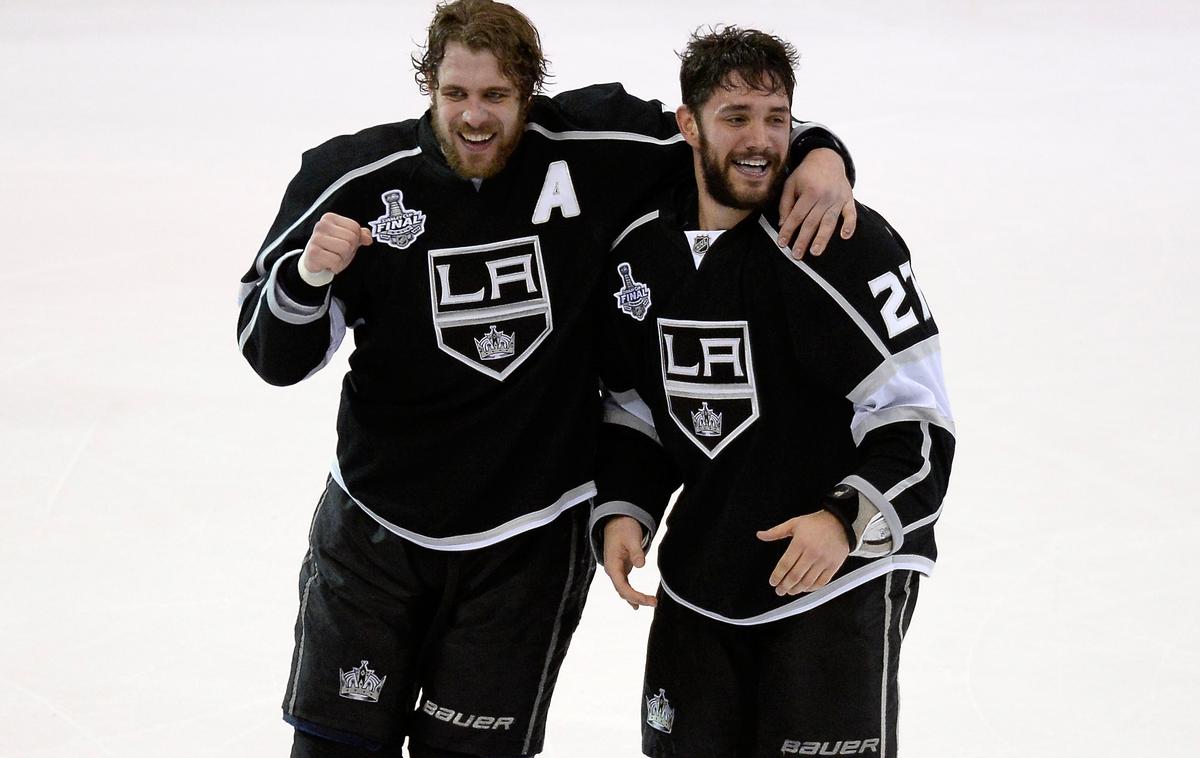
1;1;1197;756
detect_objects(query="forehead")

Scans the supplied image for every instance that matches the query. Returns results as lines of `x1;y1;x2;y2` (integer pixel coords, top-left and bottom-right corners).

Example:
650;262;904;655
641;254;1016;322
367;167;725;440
437;41;516;91
704;72;790;112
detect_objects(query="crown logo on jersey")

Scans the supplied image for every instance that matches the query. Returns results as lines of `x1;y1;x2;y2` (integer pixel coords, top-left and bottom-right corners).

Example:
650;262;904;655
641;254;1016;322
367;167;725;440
645;688;675;734
692;234;710;255
369;190;427;250
474;325;516;361
338;660;387;703
613;262;652;321
691;402;723;437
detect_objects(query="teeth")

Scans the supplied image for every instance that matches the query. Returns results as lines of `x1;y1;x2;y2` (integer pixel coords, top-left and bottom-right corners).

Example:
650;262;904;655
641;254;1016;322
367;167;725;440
461;132;493;143
735;158;767;167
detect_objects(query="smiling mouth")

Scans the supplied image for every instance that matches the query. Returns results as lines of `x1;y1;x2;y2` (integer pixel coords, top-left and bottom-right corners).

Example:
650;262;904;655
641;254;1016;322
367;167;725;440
731;156;770;177
458;130;496;152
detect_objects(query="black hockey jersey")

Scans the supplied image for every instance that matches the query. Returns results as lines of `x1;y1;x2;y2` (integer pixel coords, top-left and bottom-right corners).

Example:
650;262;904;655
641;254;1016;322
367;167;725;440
594;192;955;623
237;84;848;550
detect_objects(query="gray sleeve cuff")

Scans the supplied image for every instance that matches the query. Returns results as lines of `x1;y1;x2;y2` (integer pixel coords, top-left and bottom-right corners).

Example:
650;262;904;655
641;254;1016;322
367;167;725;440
588;500;658;564
840;475;904;555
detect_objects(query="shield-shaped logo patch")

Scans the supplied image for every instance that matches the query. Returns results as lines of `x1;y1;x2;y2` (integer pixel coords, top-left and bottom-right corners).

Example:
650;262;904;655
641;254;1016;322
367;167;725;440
657;318;759;458
428;236;553;381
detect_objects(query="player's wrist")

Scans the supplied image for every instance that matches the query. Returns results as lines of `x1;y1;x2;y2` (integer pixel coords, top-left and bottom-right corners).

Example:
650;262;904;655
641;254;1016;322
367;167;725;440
280;254;332;305
818;485;859;551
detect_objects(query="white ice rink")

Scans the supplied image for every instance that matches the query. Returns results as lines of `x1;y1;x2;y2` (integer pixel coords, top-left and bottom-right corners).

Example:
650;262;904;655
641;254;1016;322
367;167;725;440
2;1;1197;755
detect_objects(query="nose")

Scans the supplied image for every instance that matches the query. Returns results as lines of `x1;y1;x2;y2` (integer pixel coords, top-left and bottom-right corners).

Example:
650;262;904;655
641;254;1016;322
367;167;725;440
745;119;770;149
462;101;489;128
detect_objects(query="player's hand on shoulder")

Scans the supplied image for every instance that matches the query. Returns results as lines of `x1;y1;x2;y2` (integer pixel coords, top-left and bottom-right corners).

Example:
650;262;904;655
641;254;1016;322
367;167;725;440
777;147;857;260
301;212;373;279
756;510;850;596
602;516;657;610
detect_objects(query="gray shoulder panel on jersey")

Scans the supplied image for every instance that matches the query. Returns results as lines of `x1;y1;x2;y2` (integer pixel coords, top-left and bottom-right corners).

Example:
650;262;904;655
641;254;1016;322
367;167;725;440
525;122;685;145
588;500;657;563
330;459;595;551
610;210;660;251
253;146;423;277
660;554;935;626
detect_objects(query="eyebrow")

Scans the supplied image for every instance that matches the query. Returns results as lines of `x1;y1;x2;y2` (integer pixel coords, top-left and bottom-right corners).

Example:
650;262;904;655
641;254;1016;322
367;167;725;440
714;104;791;114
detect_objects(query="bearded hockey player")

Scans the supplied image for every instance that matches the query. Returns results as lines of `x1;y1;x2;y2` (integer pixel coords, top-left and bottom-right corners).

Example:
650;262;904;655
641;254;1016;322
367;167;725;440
595;27;954;758
236;1;857;756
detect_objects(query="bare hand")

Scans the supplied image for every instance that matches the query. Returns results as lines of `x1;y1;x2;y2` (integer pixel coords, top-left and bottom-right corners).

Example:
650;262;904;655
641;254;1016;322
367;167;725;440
777;148;857;260
301;212;373;277
756;510;849;596
602;516;657;609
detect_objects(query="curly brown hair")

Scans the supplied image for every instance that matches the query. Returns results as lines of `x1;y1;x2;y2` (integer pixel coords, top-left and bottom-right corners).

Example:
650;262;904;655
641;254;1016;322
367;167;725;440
413;0;549;100
679;26;799;113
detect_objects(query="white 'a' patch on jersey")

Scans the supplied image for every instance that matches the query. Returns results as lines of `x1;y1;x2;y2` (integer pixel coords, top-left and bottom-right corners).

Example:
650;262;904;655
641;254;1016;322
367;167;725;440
531;160;581;224
657;319;759;458
428;236;553;381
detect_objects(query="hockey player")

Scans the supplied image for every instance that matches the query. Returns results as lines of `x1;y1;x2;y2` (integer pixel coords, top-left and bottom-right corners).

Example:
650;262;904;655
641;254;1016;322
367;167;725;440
237;1;856;756
595;27;954;758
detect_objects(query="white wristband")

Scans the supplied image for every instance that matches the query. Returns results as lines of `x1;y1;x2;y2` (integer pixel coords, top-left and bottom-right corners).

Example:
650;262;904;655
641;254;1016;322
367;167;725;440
297;253;335;287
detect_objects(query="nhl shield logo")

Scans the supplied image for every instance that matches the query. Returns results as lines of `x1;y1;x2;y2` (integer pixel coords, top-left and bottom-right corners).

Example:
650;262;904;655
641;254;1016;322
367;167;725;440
613;262;652;321
369;190;426;250
658;318;759;458
428;236;553;381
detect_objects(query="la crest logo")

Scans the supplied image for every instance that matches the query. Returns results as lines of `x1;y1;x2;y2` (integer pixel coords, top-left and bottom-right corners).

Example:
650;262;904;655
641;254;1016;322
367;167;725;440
428;236;553;381
658;319;759;458
370;190;426;250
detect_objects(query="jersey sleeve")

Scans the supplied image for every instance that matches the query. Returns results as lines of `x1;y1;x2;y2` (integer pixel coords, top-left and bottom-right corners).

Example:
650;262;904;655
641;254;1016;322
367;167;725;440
548;83;855;184
772;205;954;552
236;139;369;386
589;239;681;562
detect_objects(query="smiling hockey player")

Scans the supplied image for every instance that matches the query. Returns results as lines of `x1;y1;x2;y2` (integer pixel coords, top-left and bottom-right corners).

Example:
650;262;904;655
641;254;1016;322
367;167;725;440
595;27;954;758
237;2;857;756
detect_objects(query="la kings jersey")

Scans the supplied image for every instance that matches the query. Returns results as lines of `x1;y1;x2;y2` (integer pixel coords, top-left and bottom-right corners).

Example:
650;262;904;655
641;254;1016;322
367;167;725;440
237;84;847;550
595;193;955;623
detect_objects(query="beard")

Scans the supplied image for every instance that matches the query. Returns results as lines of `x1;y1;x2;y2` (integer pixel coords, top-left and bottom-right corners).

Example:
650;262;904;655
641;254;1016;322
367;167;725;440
432;102;527;181
698;130;785;212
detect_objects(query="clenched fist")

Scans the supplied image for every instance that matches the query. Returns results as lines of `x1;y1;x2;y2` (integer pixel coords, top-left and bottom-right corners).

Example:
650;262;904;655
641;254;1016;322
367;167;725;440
299;212;373;285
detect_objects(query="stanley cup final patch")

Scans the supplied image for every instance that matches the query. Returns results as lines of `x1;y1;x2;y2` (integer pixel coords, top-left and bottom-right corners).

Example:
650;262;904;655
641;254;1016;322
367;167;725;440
369;190;426;250
658;319;759;459
613;262;652;321
428;236;553;381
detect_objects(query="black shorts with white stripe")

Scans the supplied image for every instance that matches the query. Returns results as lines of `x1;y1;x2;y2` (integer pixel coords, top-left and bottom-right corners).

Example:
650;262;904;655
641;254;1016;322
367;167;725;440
640;570;920;758
283;479;596;756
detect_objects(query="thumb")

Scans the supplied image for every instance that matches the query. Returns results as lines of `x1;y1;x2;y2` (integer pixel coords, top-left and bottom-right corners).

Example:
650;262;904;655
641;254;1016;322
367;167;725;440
631;546;646;568
359;228;374;246
756;520;794;542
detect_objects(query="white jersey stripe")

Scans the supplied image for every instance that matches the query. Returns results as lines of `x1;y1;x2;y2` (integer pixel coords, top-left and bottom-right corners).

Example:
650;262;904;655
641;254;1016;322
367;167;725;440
659;555;934;626
758;215;890;359
886;422;933;500
330;459;595;551
525;122;685;146
610;210;660;251
253;146;423;276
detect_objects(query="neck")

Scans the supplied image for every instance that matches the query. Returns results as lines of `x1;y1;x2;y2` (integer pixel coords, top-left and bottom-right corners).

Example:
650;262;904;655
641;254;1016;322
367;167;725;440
696;192;751;230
